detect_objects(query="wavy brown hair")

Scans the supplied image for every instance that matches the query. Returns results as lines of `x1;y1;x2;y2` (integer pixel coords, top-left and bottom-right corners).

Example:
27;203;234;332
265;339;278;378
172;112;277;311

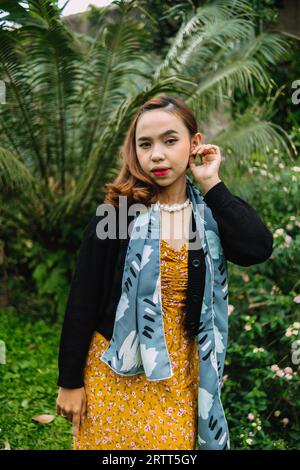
103;94;199;209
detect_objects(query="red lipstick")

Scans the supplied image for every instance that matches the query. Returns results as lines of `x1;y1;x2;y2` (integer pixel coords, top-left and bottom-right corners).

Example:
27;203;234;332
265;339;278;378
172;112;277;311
152;169;170;176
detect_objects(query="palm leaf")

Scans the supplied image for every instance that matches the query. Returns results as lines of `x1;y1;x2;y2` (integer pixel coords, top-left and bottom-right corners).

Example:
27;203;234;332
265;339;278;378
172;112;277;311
0;0;295;234
0;147;35;191
213;89;296;186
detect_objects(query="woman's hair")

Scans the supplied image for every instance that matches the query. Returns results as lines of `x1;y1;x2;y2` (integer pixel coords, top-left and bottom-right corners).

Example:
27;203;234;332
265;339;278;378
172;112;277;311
103;94;201;340
103;94;198;209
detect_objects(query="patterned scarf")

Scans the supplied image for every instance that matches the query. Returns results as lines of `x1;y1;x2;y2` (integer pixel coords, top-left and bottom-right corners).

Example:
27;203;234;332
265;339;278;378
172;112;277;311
100;175;230;450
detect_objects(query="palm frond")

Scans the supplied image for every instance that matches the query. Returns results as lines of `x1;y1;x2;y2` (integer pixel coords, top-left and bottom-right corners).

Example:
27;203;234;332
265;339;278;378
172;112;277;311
0;147;35;191
185;32;289;122
153;0;256;82
213;93;296;183
150;0;289;128
0;28;48;180
0;0;295;233
76;0;154;163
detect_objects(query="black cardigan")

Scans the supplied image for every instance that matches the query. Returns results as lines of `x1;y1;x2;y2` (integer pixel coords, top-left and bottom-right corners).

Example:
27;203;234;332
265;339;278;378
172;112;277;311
57;181;273;389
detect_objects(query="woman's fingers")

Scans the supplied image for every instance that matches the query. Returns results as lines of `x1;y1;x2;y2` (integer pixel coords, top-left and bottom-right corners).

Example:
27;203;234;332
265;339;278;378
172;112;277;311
57;404;72;422
72;410;81;437
81;400;87;427
56;403;65;417
195;144;220;156
202;147;219;156
191;144;225;165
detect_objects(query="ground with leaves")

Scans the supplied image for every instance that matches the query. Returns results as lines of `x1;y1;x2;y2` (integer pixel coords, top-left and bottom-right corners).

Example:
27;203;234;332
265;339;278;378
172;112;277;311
0;309;72;450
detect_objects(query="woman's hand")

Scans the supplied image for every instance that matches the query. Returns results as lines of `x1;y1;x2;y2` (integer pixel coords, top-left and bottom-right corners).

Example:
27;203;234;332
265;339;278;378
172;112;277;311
189;144;225;194
56;386;87;438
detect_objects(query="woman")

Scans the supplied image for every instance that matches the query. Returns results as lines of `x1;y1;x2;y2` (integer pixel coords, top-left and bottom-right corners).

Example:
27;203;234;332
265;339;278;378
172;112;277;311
56;95;273;450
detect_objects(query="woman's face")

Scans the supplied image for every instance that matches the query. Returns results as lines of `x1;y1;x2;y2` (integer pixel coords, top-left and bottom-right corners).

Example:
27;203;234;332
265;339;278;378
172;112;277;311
135;109;201;188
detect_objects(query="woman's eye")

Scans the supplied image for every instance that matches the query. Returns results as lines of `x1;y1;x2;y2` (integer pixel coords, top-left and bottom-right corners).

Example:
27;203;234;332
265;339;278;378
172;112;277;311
139;139;177;148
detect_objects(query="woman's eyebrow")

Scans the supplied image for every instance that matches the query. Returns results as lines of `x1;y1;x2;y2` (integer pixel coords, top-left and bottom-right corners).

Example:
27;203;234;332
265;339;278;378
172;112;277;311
137;129;179;142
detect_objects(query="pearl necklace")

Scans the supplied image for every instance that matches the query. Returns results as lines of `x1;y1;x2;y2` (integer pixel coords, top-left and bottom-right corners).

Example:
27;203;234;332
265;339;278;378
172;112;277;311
157;197;191;212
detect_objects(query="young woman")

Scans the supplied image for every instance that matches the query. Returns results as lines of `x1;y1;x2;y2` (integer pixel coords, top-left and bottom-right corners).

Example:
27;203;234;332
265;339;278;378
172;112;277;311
56;95;273;450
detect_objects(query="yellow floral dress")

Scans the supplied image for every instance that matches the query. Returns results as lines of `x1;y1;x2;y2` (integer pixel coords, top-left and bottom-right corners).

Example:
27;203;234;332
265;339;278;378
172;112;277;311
73;239;199;450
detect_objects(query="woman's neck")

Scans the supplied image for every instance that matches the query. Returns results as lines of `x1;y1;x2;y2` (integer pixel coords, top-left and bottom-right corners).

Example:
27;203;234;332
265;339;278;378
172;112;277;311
156;178;188;205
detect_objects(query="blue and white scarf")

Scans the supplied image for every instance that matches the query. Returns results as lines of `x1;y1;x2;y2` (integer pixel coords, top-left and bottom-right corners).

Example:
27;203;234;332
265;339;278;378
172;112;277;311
100;175;230;450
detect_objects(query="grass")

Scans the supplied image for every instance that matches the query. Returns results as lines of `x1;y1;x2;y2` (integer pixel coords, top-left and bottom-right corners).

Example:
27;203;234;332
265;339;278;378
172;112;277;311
0;307;73;450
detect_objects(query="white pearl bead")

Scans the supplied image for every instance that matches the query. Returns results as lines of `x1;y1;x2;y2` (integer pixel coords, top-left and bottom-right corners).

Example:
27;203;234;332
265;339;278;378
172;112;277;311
157;198;190;212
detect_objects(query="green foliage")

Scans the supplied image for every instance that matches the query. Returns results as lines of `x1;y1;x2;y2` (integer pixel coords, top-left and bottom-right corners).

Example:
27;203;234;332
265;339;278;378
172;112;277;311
2;218;79;323
221;151;300;450
0;307;73;450
230;0;300;154
0;0;295;233
0;0;299;451
2;152;300;450
28;247;71;322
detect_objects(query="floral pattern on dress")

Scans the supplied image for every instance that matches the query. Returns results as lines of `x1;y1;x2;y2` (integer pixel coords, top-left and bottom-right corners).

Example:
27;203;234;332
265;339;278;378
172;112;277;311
73;239;199;450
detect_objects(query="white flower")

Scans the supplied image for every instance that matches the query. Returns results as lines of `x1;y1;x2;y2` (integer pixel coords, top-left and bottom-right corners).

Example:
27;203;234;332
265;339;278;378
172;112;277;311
228;304;235;315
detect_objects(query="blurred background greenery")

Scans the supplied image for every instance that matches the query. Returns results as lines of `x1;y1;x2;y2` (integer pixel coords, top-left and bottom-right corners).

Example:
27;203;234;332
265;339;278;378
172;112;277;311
0;0;299;450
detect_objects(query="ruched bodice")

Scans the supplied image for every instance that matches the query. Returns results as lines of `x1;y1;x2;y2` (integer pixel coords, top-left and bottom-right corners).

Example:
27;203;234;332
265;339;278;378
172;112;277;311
160;239;189;310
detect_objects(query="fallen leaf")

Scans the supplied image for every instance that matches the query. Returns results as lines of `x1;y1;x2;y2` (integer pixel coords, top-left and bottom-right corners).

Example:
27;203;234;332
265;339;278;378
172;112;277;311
32;414;55;424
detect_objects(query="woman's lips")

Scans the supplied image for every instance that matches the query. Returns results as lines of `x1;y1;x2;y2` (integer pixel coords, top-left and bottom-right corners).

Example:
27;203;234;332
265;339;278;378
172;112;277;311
152;168;170;176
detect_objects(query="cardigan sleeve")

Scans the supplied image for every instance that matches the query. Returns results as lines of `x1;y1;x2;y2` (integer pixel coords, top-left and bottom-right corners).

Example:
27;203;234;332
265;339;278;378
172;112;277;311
57;214;106;389
203;181;273;266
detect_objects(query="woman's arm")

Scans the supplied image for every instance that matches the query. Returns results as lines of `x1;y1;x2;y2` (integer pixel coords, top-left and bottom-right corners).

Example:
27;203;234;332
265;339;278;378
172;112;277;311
203;181;273;266
57;214;107;389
